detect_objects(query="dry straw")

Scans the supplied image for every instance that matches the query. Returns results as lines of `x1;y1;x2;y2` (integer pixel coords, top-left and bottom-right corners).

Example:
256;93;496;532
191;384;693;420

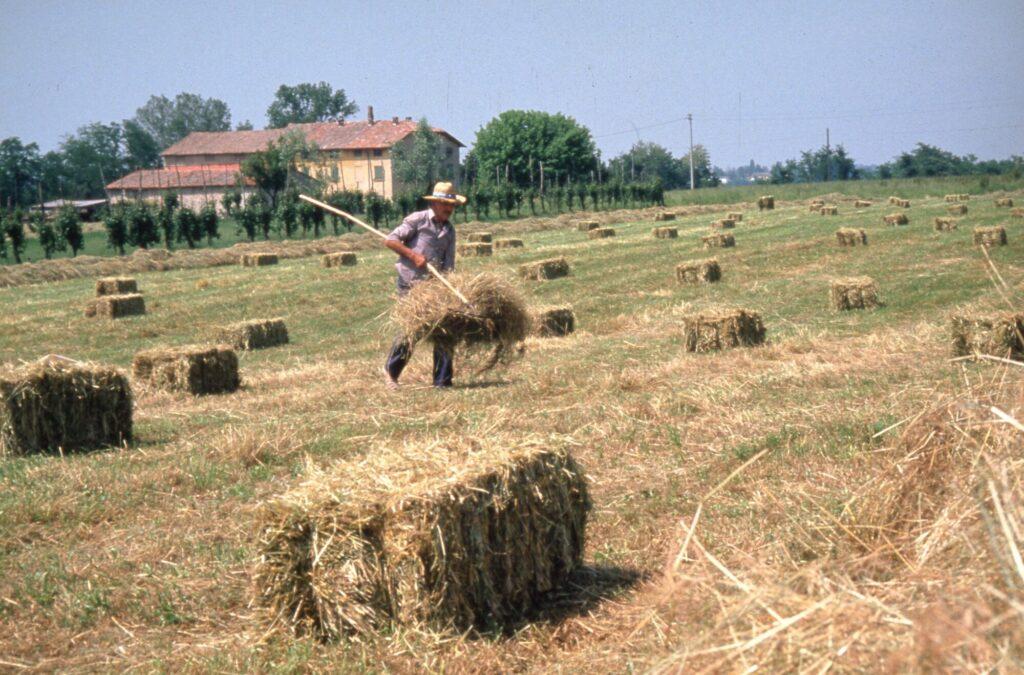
676;259;721;284
944;194;970;202
835;227;867;246
519;257;569;281
896;199;911;208
457;242;493;257
681;308;765;352
712;218;736;229
534;305;576;336
254;439;591;638
84;293;146;318
95;276;137;296
467;232;493;243
494;238;524;249
757;195;774;210
218;318;289;350
1011;207;1024;219
819;205;838;216
588;227;615;239
883;213;909;226
393;272;530;370
948;204;968;216
950;312;1024;360
132;344;240;394
854;199;872;208
934;217;958;231
995;197;1014;208
321;252;357;267
0;356;132;456
654;212;676;222
973;226;1008;248
830;277;881;310
652;226;678;239
727;211;743;221
575;220;599;231
702;233;735;249
241;253;279;267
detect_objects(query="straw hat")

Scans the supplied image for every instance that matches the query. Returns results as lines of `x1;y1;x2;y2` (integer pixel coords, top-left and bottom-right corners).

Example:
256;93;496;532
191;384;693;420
423;181;467;205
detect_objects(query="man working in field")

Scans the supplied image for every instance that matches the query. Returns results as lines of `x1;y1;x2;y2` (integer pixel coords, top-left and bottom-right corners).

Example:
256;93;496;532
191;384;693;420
383;181;466;389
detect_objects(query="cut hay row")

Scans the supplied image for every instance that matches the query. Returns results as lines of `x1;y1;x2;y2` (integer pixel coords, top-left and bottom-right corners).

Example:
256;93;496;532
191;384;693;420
493;238;524;249
457;242;493;257
757;195;774;210
0;357;132;457
240;253;279;267
653;212;676;222
467;232;493;243
95;276;138;296
948;204;968;216
651;226;678;239
830;277;881;311
702;233;735;249
933;217;958;231
218;318;289;351
727;212;743;221
520;257;569;281
854;199;872;208
534;305;575;336
973;226;1008;248
84;293;146;319
675;259;721;284
819;205;838;216
835;227;867;246
254;441;590;637
711;218;735;229
575;220;599;231
587;227;615;239
132;345;240;395
950;312;1024;360
883;213;909;226
321;251;357;267
995;197;1014;207
681;308;765;352
944;193;970;202
808;204;822;214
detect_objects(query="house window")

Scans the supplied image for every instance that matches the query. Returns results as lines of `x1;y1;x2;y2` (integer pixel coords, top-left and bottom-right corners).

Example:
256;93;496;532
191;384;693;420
373;149;383;157
331;165;339;181
446;147;453;157
374;166;385;182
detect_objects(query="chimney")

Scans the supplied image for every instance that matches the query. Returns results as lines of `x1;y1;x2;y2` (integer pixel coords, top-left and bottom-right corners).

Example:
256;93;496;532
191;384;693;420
405;116;412;121
367;106;374;124
392;116;399;125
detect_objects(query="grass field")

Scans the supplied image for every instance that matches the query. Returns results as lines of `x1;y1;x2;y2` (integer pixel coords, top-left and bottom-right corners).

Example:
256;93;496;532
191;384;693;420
0;187;1021;670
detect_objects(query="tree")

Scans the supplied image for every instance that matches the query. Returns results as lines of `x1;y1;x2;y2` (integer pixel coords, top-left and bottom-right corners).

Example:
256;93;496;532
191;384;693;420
237;200;260;242
157;192;179;249
55;205;84;256
769;144;857;184
678;145;719;188
472;110;598;189
608;142;687;189
266;82;358;128
34;213;64;259
199;203;220;245
131;93;232;150
3;211;26;263
221;189;242;217
58;122;127;197
174;205;202;248
276;194;298;238
122;120;162;170
391;118;444;194
241;130;316;210
880;143;974;178
127;202;159;249
0;138;42;208
235;120;254;131
104;205;129;255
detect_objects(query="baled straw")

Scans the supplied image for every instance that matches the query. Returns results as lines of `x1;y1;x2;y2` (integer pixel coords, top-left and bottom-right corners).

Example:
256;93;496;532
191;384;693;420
948;204;968;216
835;228;867;246
950;312;1024;360
457;242;493;257
534;305;576;336
654;212;676;222
681;308;765;352
467;232;493;243
241;253;279;266
321;251;357;267
494;238;524;249
702;233;735;249
933;217;958;231
973;226;1008;248
132;344;240;394
676;259;721;284
652;227;678;239
84;293;146;318
883;213;909;226
218;318;289;350
829;277;881;310
95;276;138;296
588;227;615;239
519;257;570;281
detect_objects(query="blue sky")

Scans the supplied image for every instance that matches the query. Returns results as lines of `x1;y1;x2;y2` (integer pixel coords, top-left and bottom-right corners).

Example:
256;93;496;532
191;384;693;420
2;0;1022;168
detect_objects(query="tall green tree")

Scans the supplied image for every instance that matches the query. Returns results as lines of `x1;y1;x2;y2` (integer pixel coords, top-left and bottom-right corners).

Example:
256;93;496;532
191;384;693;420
266;82;358;128
3;211;26;262
131;93;232;149
34;213;64;259
678;145;720;188
391;118;444;194
54;205;84;256
0;138;42;208
175;205;202;248
104;204;129;255
157;192;179;249
608;142;687;189
240;130;317;210
58;122;128;198
127;202;159;249
199;203;220;245
122;119;162;170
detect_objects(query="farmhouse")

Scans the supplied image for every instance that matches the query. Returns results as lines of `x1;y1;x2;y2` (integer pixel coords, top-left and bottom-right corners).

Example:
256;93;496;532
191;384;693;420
105;108;464;211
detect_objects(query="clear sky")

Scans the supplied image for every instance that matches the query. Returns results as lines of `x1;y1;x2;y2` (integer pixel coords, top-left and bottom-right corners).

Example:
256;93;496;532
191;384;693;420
2;0;1022;169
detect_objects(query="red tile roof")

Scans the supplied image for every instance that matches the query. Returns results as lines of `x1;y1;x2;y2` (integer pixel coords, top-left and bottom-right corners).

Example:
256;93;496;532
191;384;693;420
106;164;252;191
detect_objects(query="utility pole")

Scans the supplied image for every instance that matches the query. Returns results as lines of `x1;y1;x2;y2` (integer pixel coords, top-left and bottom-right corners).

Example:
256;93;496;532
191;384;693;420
687;113;695;191
825;127;831;182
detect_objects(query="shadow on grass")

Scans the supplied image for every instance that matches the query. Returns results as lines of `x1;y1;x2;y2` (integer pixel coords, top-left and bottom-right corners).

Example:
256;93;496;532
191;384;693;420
520;563;646;630
450;379;511;390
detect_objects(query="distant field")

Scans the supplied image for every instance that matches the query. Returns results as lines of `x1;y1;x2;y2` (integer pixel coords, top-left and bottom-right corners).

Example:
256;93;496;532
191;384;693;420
0;186;1021;670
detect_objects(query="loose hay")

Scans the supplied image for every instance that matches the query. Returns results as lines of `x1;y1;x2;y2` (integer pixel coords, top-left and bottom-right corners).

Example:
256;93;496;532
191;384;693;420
0;356;132;456
241;253;279;267
394;272;530;370
675;259;721;284
829;276;881;310
84;293;146;318
321;252;357;267
575;220;599;231
652;226;678;239
950;312;1024;360
95;276;138;296
896;199;911;208
467;232;493;243
934;217;958;231
854;199;872;207
883;213;909;226
757;195;774;210
681;308;765;351
702;233;735;249
835;227;868;246
132;345;240;394
534;305;576;336
519;257;570;281
254;440;591;638
457;242;493;257
973;226;1008;248
727;212;743;221
819;205;838;216
653;212;676;222
711;218;736;229
1011;208;1023;218
808;205;823;214
587;227;615;239
995;197;1014;207
218;318;289;350
494;238;524;249
948;204;968;216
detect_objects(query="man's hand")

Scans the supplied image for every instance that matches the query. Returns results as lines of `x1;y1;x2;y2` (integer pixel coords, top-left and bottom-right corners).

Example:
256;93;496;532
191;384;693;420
385;239;427;268
410;252;427;269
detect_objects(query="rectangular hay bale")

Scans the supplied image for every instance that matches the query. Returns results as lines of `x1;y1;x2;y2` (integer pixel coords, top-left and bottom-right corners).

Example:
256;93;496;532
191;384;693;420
854;200;872;208
1011;208;1024;218
494;238;524;249
95;276;138;296
132;344;240;395
712;218;736;228
321;252;358;267
883;213;909;226
757;196;774;210
950;312;1024;360
835;228;867;246
0;357;132;456
519;257;570;281
575;220;599;231
676;259;721;284
681;309;765;352
587;227;615;239
727;212;743;221
241;253;279;267
933;217;958;231
534;305;576;336
254;442;591;637
457;242;493;257
995;198;1014;207
830;277;881;311
467;232;493;243
702;233;735;249
653;212;676;222
820;206;838;216
84;293;146;318
973;226;1007;247
652;226;678;239
947;204;968;216
218;318;289;350
896;199;910;208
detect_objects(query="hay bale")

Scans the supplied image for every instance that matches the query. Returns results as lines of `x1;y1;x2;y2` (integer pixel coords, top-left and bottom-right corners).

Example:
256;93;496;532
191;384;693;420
888;196;899;205
240;253;279;267
494;238;524;249
947;204;968;216
132;345;240;395
702;233;735;249
95;276;138;296
995;197;1014;207
757;196;774;210
727;212;743;221
467;232;493;243
809;199;825;207
0;357;132;456
652;226;678;239
712;218;736;229
808;205;823;214
1011;208;1024;218
896;199;910;208
854;200;872;208
457;242;493;257
972;226;1007;248
519;257;569;281
254;441;590;638
950;312;1024;360
654;212;676;222
830;277;881;311
675;259;721;284
218;318;289;350
933;217;958;231
883;213;909;226
958;193;970;201
835;228;868;246
84;293;146;318
820;206;838;216
587;227;615;239
681;309;765;352
534;305;575;337
575;220;599;231
321;252;358;267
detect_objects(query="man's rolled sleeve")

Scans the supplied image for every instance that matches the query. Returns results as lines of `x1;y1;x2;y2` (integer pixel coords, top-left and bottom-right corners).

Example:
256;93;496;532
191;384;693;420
386;217;416;243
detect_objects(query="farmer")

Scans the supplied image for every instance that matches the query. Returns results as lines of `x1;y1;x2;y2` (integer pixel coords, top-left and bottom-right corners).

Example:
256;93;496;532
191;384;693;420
383;181;466;389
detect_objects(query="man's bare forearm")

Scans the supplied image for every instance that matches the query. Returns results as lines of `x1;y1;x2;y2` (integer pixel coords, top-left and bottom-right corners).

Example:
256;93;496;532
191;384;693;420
385;239;426;268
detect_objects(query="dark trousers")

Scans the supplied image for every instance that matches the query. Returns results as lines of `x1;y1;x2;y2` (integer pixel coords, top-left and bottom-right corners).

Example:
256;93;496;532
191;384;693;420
386;336;453;387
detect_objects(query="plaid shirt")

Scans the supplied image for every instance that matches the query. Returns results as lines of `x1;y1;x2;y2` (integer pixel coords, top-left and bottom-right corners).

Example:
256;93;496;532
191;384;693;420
386;208;456;289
